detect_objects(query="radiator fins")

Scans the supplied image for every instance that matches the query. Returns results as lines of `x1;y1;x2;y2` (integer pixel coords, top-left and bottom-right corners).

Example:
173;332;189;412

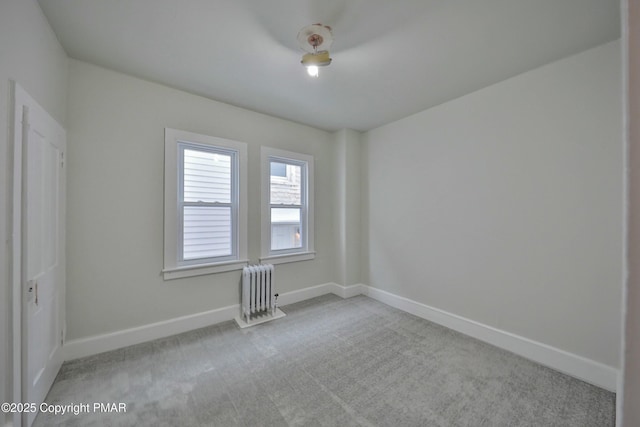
242;264;277;323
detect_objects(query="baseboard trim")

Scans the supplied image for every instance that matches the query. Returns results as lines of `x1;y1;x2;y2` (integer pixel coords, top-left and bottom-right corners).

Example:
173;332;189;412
64;303;240;360
64;282;356;361
65;282;615;393
361;285;619;392
277;283;336;306
330;283;365;299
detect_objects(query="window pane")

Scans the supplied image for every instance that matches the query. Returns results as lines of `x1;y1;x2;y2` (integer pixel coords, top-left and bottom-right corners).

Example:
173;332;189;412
270;161;301;205
183;206;231;260
271;208;301;250
270;162;286;177
184;149;231;203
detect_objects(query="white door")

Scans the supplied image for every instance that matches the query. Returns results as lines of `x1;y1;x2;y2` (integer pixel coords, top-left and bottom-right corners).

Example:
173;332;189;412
17;85;66;427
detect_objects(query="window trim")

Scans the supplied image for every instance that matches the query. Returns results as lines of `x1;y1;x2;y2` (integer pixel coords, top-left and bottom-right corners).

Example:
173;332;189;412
164;128;248;280
260;147;315;265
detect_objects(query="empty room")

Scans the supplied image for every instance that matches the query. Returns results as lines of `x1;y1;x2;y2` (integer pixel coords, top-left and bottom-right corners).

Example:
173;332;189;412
2;0;639;426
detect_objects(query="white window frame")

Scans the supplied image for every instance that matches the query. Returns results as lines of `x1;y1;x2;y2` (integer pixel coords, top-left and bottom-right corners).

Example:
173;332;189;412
164;128;248;280
260;147;315;265
178;143;238;265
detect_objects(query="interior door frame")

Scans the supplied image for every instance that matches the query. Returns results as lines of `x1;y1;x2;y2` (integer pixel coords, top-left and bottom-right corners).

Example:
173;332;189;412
10;81;66;427
11;80;27;427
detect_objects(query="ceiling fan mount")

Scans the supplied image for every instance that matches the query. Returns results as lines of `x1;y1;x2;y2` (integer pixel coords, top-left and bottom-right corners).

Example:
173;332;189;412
297;24;333;77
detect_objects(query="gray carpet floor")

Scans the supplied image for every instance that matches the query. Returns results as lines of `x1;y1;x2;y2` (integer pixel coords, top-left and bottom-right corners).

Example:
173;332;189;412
34;294;615;426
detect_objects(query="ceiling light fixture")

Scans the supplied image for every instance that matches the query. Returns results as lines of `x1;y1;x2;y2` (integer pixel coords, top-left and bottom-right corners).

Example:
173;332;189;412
297;24;333;78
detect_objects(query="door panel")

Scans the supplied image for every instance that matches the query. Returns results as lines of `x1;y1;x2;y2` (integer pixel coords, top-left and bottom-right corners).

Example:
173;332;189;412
17;85;66;427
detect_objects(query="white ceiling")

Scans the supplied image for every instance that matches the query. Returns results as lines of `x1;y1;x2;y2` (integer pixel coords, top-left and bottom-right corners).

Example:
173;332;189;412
38;0;620;132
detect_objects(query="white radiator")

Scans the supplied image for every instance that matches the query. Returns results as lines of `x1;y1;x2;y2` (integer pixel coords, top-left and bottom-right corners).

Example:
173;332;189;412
241;264;278;323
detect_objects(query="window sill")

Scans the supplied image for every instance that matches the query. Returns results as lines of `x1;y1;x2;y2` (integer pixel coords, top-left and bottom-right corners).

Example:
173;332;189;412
163;259;249;280
259;251;316;265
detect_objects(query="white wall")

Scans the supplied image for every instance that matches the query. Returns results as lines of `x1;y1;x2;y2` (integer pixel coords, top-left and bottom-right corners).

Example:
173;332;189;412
363;41;623;368
334;129;362;286
0;0;68;420
623;0;640;423
66;60;337;341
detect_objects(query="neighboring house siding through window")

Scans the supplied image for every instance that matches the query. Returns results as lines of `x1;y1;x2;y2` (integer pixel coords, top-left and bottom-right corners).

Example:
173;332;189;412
181;146;234;261
261;147;315;265
270;162;302;250
163;128;248;280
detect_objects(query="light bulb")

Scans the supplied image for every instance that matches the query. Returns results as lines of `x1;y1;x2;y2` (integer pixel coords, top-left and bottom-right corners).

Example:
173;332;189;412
306;65;319;77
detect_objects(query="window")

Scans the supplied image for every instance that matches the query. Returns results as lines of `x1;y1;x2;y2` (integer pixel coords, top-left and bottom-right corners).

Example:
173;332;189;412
260;147;315;264
164;128;247;279
180;146;235;262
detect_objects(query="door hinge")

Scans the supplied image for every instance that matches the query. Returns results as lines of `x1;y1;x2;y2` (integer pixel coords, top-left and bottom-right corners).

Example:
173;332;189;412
60;151;64;168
